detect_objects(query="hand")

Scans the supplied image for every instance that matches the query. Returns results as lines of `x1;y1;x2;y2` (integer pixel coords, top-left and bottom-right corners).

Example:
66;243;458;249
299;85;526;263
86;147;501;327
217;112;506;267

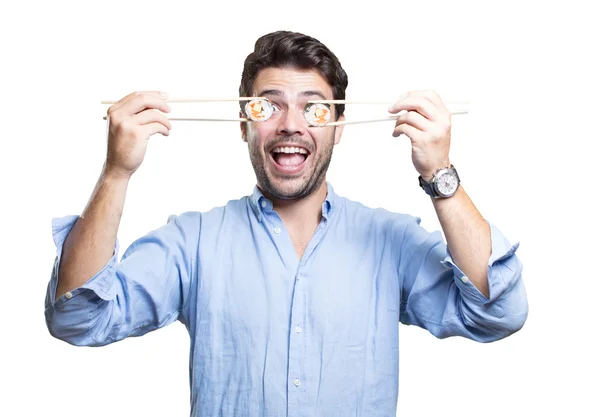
104;91;172;179
388;90;451;181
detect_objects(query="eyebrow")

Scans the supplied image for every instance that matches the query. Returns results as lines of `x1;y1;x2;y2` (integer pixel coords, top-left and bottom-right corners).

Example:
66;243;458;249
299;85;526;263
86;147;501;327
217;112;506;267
257;89;327;101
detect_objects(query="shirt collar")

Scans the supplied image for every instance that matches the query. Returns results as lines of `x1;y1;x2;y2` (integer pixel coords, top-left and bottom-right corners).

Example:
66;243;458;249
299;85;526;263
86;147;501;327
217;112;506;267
249;181;337;221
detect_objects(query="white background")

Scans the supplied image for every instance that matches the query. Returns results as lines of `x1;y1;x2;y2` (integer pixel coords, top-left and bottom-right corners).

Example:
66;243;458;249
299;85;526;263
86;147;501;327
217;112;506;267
1;0;599;416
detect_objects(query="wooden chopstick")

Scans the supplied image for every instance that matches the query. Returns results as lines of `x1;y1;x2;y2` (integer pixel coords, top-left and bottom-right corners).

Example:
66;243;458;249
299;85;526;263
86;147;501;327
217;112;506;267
100;97;266;105
308;100;393;104
167;117;248;122
326;110;469;126
308;99;472;106
101;115;248;121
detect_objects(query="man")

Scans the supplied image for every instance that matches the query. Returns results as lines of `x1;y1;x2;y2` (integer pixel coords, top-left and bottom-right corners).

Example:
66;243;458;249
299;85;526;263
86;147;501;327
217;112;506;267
45;31;528;416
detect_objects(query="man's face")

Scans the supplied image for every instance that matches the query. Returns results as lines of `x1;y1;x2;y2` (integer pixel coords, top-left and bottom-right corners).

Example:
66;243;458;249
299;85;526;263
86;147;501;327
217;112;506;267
241;67;344;200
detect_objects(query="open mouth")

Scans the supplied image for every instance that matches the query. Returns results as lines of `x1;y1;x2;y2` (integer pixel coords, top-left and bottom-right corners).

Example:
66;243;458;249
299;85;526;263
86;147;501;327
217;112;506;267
269;146;310;174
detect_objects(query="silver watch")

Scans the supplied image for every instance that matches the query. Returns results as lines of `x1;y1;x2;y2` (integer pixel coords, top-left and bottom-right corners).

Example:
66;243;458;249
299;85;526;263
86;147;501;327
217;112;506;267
419;165;460;198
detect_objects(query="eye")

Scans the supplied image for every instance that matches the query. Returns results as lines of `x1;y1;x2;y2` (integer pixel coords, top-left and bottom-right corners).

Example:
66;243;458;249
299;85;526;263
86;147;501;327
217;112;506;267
304;103;331;127
244;99;274;122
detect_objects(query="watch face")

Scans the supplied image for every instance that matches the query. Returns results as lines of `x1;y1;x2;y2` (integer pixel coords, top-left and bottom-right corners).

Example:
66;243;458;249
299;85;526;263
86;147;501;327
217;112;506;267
435;170;459;196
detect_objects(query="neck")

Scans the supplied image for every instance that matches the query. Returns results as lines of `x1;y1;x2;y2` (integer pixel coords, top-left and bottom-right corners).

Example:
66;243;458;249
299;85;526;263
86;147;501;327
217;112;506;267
263;181;328;229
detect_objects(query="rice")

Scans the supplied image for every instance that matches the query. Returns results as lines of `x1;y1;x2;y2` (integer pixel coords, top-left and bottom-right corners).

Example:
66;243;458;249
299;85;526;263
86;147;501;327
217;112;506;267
244;99;274;122
304;103;331;126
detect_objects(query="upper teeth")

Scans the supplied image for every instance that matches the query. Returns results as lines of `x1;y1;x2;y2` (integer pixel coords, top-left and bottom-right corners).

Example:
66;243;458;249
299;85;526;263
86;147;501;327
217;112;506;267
272;147;307;154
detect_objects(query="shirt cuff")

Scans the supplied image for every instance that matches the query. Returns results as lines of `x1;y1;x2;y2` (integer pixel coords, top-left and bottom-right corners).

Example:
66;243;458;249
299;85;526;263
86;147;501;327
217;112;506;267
441;220;520;303
48;215;120;307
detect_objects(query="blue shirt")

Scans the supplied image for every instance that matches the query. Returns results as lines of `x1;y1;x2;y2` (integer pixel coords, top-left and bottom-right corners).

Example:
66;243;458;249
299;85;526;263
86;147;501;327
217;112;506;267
45;182;528;417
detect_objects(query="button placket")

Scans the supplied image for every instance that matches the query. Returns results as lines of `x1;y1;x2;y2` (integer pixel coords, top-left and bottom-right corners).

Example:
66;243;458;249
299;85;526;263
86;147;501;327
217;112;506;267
288;268;307;409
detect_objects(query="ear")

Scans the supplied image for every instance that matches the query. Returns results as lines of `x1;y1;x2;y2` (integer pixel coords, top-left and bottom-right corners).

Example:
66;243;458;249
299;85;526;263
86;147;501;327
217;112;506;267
333;114;345;145
240;111;247;142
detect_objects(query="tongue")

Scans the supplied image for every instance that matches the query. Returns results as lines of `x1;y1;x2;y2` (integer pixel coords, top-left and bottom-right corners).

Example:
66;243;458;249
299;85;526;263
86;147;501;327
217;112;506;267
274;153;306;166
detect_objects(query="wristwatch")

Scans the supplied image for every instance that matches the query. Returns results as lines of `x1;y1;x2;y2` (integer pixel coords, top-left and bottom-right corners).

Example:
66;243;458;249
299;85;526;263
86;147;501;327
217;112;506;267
419;165;461;198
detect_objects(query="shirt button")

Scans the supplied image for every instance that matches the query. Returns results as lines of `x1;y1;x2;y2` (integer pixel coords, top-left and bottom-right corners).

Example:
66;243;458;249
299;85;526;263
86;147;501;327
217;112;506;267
295;326;302;333
273;227;281;234
65;292;73;299
461;275;468;283
293;378;301;386
257;215;261;222
261;201;267;208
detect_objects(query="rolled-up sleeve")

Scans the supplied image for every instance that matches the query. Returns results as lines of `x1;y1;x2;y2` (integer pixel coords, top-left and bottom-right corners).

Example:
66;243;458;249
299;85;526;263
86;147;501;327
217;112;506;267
44;212;200;347
398;216;528;342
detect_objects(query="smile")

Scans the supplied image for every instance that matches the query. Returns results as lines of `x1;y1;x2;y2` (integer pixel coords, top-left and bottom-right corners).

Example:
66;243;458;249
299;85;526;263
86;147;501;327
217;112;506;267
269;145;310;175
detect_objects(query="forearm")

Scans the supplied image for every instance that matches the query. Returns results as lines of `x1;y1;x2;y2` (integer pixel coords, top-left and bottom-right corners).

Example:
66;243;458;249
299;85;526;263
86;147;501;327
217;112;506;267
431;185;491;298
56;166;130;298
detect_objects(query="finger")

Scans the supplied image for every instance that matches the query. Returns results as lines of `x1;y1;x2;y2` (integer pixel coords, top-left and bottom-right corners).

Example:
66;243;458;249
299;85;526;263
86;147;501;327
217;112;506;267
392;122;423;140
140;122;170;138
394;110;433;132
132;108;172;131
405;90;444;108
388;96;440;122
121;93;171;116
408;90;452;119
111;91;167;111
108;91;168;115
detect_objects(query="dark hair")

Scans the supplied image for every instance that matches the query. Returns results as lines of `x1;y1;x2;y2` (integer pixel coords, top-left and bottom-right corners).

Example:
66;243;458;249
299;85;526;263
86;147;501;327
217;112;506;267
239;31;348;120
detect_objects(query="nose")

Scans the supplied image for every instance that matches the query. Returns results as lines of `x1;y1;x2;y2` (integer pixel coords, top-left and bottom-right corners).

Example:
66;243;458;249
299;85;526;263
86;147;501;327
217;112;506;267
275;107;306;136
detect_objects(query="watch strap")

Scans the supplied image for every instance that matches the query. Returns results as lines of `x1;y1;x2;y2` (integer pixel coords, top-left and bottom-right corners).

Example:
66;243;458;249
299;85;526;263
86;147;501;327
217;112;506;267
418;175;437;197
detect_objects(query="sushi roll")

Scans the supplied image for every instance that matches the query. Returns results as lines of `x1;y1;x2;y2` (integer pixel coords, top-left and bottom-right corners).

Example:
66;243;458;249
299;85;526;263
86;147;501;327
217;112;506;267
244;99;274;122
304;103;331;126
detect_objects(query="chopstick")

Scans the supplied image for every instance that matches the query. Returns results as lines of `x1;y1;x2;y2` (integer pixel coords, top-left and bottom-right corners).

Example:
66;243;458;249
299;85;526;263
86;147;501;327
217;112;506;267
308;100;393;104
327;116;399;126
308;99;471;105
101;98;470;105
165;117;248;122
101;115;248;121
100;97;264;120
326;109;469;126
100;97;265;105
